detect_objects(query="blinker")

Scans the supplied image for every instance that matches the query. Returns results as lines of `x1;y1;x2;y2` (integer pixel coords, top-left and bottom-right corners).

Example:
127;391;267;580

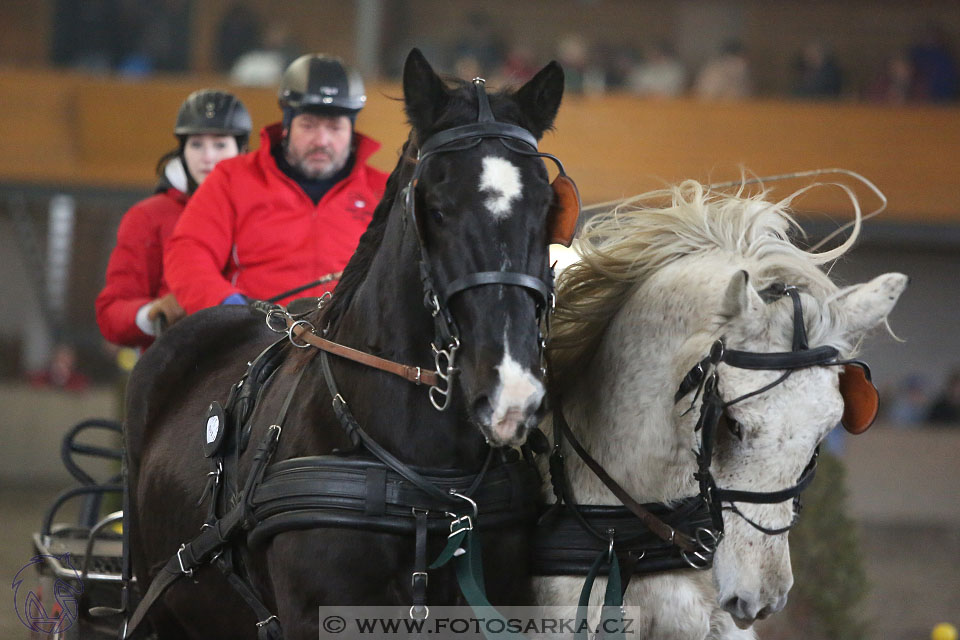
548;174;581;247
838;363;879;434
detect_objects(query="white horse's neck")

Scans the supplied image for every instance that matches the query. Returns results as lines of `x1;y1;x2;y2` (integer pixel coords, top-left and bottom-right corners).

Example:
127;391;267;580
560;257;732;506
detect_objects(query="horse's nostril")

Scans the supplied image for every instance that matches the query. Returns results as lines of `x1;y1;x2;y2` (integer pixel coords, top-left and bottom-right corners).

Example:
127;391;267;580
723;596;744;616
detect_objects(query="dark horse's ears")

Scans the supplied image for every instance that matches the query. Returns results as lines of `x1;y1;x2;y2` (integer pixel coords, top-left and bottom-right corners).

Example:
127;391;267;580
514;61;565;140
403;48;449;136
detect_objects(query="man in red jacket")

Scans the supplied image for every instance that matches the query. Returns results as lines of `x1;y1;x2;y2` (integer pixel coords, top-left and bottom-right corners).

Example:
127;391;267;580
164;54;389;314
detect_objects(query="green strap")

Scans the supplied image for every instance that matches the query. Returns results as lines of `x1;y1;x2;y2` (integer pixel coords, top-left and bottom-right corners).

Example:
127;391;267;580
575;550;626;640
429;528;469;570
429;527;524;640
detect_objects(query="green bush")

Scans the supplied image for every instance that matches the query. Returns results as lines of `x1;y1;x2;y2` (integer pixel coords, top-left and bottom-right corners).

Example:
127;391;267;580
785;450;870;640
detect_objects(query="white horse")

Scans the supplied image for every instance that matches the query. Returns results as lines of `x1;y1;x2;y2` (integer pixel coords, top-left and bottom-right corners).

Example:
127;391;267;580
536;180;907;639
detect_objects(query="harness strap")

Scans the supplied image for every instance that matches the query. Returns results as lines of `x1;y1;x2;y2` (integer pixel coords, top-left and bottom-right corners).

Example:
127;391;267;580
411;509;429;619
289;319;439;387
213;552;283;639
554;406;698;553
713;452;818;505
445;271;551;308
320;351;463;506
722;345;839;370
429;526;526;640
418;122;538;156
124;366;308;639
532;500;715;577
575;549;625;640
124;496;248;637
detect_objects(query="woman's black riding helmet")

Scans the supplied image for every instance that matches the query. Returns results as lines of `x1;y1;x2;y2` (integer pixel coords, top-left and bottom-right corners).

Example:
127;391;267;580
175;89;253;150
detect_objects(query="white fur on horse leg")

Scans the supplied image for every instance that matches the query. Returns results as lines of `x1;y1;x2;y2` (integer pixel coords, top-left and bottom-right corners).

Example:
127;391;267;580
621;572;714;640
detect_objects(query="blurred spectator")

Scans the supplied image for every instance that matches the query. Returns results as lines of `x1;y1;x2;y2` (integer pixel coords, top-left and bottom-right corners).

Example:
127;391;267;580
556;34;605;95
792;41;843;99
115;0;191;76
230;21;301;87
864;53;919;104
927;369;960;424
498;43;540;85
453;54;482;82
627;42;688;98
50;0;123;71
694;40;753;100
600;44;640;91
27;344;90;392
215;1;263;72
885;373;931;426
451;11;506;76
909;23;959;102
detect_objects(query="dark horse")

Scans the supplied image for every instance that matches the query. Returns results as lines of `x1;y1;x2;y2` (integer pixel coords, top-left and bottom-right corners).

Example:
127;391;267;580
124;49;566;639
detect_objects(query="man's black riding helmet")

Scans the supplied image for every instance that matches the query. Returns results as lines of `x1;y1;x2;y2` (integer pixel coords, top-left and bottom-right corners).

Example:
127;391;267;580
278;54;366;128
175;89;252;148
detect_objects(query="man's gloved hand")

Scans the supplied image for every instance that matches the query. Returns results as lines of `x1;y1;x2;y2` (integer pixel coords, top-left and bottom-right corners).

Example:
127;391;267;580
148;293;186;327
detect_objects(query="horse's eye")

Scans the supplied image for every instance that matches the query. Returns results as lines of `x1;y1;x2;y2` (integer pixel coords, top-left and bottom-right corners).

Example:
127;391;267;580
727;418;743;441
430;209;444;224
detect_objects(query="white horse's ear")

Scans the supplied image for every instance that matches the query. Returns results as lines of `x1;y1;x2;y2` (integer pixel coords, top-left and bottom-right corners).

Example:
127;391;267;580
832;272;909;337
721;270;764;320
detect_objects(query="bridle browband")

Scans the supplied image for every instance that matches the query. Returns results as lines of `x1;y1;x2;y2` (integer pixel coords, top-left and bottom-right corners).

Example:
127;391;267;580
404;77;571;410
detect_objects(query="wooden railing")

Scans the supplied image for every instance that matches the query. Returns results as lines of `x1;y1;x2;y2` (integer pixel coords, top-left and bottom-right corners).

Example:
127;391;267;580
2;68;958;223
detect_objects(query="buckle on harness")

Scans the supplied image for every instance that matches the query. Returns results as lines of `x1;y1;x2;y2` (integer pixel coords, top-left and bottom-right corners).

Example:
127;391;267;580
445;490;478;537
177;544;194;578
256;615;278;628
447;515;473;537
411;571;428;587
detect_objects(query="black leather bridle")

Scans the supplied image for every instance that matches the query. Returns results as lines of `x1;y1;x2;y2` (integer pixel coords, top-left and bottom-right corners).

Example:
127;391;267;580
676;284;871;538
403;77;572;410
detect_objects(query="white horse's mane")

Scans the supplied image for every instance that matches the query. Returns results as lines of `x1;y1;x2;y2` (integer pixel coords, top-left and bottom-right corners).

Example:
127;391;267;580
549;179;863;390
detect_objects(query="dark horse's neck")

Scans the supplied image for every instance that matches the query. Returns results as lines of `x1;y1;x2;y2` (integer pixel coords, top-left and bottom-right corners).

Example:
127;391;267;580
294;142;488;470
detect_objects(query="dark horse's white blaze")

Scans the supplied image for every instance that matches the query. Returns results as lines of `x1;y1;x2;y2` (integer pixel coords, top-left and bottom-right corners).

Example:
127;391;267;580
480;156;523;219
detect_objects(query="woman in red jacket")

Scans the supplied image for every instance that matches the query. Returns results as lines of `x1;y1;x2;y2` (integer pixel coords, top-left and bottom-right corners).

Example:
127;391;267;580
95;89;252;348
